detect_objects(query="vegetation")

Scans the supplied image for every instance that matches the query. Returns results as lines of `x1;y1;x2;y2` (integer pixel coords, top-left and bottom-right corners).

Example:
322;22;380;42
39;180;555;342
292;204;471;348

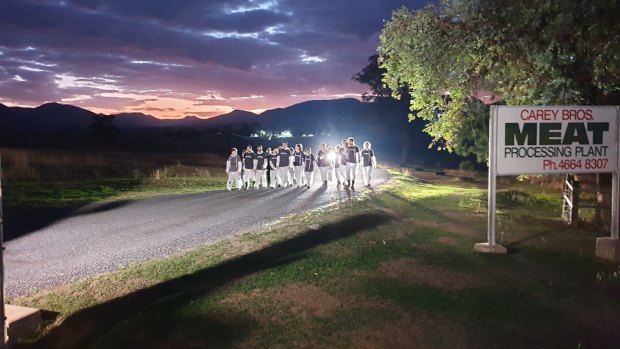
378;0;620;161
1;148;226;208
12;171;620;349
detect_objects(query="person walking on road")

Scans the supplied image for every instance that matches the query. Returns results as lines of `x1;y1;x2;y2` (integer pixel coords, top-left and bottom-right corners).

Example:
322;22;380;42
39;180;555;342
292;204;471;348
265;147;272;187
254;145;268;189
292;143;304;187
242;145;256;189
326;145;335;182
317;143;330;186
361;141;377;187
277;141;292;187
345;137;360;190
269;148;279;188
334;144;344;186
226;147;243;190
303;147;315;188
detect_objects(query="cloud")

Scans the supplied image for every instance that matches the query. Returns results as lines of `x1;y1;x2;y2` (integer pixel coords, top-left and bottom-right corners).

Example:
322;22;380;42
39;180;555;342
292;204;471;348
0;0;426;117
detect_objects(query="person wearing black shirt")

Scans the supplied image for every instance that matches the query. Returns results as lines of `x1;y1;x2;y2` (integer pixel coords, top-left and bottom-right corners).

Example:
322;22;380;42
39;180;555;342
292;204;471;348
241;145;256;189
277;141;292;187
345;137;360;190
225;147;242;190
254;145;268;189
303;147;315;188
292;143;304;187
317;143;330;185
334;145;344;186
361;141;377;187
269;148;279;188
265;147;272;187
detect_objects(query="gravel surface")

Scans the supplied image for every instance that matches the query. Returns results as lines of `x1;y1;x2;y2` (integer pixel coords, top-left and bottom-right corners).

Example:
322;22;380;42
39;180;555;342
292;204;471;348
5;168;389;297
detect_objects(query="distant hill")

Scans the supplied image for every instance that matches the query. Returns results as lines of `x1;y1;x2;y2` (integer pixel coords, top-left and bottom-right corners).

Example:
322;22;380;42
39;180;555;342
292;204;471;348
0;102;98;132
0;98;469;167
201;109;259;126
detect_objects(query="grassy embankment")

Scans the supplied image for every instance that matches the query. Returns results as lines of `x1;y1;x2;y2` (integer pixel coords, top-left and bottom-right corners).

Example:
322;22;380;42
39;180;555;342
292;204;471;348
11;169;620;349
0;148;227;208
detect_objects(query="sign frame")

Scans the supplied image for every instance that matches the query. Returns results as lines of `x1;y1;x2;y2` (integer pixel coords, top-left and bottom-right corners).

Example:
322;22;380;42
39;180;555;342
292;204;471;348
479;106;620;253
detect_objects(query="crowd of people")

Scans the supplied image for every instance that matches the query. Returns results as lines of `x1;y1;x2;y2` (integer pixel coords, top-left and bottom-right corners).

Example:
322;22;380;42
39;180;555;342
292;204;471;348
225;137;377;191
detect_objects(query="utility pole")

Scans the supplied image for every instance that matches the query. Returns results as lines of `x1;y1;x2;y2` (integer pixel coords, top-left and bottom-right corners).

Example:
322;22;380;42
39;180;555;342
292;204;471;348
0;155;5;348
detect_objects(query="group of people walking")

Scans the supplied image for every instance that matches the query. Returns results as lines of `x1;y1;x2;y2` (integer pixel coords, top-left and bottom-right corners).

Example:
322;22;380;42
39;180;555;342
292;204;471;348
225;137;377;191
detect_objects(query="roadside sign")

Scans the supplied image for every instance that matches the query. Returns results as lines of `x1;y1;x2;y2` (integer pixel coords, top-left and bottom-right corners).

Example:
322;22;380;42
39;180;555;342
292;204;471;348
477;106;620;256
495;106;618;175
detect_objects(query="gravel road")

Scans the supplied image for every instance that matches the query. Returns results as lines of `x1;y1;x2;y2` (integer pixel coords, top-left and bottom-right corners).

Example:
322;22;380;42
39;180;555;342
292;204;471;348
5;168;389;297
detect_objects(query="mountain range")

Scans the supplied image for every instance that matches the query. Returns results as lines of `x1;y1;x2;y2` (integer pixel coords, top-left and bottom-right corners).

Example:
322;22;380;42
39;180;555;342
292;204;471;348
0;98;370;132
0;98;468;167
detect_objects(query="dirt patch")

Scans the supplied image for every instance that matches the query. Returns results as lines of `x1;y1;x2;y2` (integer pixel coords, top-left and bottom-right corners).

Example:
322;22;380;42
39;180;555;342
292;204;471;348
379;258;486;290
266;283;342;317
222;283;342;320
413;216;480;237
345;322;422;349
436;236;459;246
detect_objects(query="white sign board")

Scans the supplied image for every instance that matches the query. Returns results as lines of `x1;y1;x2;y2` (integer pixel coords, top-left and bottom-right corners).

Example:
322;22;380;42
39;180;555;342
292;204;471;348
495;106;618;175
477;106;620;253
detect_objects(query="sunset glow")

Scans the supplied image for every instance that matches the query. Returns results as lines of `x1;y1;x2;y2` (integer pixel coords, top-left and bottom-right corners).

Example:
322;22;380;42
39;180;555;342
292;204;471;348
0;0;425;118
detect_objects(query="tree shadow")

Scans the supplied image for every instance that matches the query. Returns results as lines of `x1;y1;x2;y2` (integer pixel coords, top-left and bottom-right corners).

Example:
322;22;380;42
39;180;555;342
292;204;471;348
22;212;393;349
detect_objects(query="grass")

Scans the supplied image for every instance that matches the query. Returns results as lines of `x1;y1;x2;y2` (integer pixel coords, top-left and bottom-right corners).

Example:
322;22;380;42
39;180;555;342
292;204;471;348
10;170;620;349
1;148;227;208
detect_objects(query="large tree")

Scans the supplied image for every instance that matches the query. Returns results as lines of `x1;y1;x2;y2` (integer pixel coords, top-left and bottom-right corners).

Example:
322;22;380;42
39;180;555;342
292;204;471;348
379;0;620;161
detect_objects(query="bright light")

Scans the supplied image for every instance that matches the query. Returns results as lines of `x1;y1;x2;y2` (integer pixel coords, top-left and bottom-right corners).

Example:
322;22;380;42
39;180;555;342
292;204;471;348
327;152;336;161
275;130;292;138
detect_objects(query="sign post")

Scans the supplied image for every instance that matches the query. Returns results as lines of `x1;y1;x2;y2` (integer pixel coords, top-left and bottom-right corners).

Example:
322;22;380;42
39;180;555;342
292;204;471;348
476;106;620;260
474;106;507;253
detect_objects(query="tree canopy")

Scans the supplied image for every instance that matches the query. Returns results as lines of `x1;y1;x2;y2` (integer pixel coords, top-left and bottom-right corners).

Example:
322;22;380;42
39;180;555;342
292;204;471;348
378;0;620;162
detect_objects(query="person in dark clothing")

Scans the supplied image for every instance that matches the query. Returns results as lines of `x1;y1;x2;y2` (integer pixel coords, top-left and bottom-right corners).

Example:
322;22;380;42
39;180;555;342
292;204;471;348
277;141;292;187
317;143;329;186
242;145;255;189
303;147;315;188
361;141;377;187
225;147;242;190
345;137;360;190
292;143;304;187
254;145;268;188
269;148;279;188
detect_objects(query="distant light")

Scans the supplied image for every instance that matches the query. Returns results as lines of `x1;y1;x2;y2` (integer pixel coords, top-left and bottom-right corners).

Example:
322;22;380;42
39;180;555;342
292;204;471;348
327;152;336;161
275;130;293;138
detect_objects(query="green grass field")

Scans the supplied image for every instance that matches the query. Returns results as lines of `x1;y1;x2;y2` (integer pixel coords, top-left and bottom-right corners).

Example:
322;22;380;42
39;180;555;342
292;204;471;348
1;148;227;208
11;171;620;349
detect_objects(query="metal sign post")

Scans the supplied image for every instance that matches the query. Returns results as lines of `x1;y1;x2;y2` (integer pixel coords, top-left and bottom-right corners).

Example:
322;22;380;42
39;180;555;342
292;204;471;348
474;106;507;254
0;155;5;348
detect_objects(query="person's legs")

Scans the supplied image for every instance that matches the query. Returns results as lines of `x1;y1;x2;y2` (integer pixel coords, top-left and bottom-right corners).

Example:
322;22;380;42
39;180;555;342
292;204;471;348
278;167;288;187
305;171;313;187
362;166;371;186
270;171;277;188
294;166;303;186
227;172;235;190
233;172;242;190
254;170;264;188
319;166;328;183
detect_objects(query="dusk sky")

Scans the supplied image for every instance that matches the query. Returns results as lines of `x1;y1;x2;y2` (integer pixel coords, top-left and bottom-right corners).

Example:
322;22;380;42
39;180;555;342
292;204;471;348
0;0;425;118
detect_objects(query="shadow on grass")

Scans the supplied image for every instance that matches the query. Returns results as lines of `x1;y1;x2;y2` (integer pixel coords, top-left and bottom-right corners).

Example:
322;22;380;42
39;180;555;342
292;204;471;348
23;212;393;349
